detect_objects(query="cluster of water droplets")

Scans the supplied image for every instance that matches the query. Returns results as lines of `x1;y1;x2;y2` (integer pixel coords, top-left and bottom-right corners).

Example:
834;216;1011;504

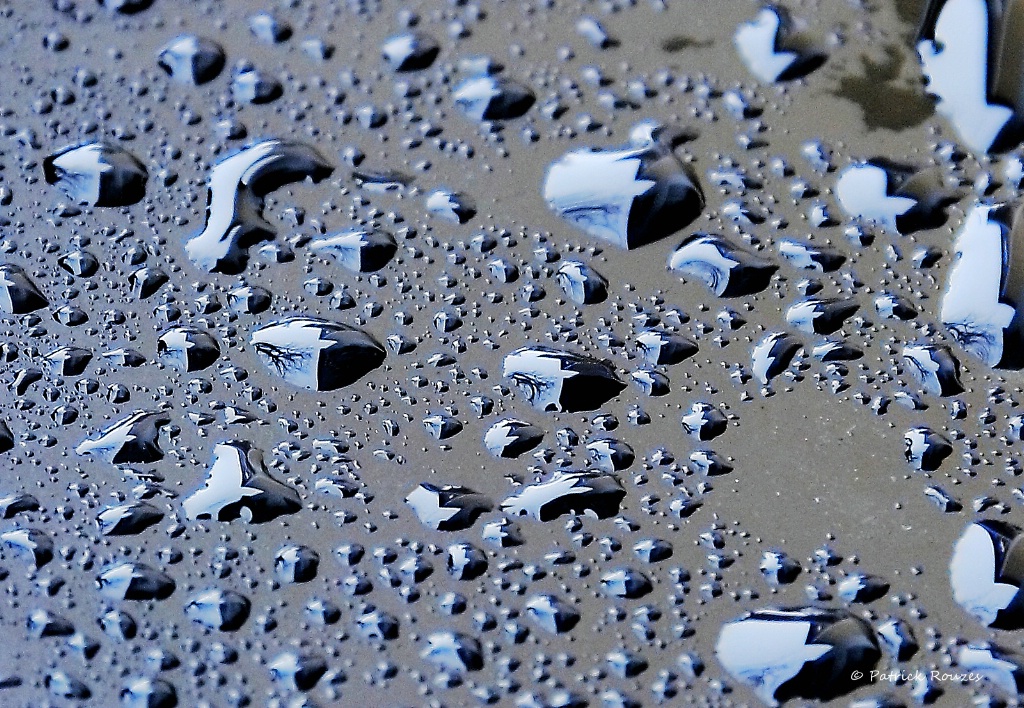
6;0;1024;705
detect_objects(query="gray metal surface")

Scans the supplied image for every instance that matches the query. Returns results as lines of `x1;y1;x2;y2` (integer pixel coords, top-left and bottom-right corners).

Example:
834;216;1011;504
0;0;1020;706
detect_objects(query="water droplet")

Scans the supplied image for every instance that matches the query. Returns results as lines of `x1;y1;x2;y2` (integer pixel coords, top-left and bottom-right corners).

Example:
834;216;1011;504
0;264;48;314
453;75;535;121
951;520;1024;628
545;122;704;249
309;229;398;272
501;470;626;521
669;233;777;296
941;203;1024;367
716;608;880;705
251;317;386;391
503;346;625;412
157;35;225;85
735;6;825;83
183;441;301;523
185;588;251;631
43;143;147;206
405;484;493;531
76;411;171;465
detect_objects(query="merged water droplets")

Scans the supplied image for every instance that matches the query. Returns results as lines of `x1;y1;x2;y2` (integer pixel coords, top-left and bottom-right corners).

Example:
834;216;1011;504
941;203;1024;367
917;0;1021;153
185;140;333;273
405;484;493;531
835;159;953;233
500;470;626;521
951;520;1024;628
183;441;300;523
734;5;826;83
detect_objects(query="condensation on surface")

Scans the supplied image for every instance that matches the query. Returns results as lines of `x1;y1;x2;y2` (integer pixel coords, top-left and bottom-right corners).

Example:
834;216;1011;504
1;0;1024;706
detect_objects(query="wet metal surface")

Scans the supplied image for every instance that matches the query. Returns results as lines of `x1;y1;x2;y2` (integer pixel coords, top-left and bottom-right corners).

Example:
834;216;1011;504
1;0;1024;706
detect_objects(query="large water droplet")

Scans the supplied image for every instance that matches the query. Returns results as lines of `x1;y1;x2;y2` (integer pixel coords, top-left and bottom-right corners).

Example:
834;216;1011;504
545;122;704;249
185;140;333;273
250;317;386;391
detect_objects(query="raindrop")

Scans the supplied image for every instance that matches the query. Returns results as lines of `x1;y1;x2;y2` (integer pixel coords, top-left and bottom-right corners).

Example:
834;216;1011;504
43;143;148;207
545;122;704;249
716;608;880;705
250;317;386;391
